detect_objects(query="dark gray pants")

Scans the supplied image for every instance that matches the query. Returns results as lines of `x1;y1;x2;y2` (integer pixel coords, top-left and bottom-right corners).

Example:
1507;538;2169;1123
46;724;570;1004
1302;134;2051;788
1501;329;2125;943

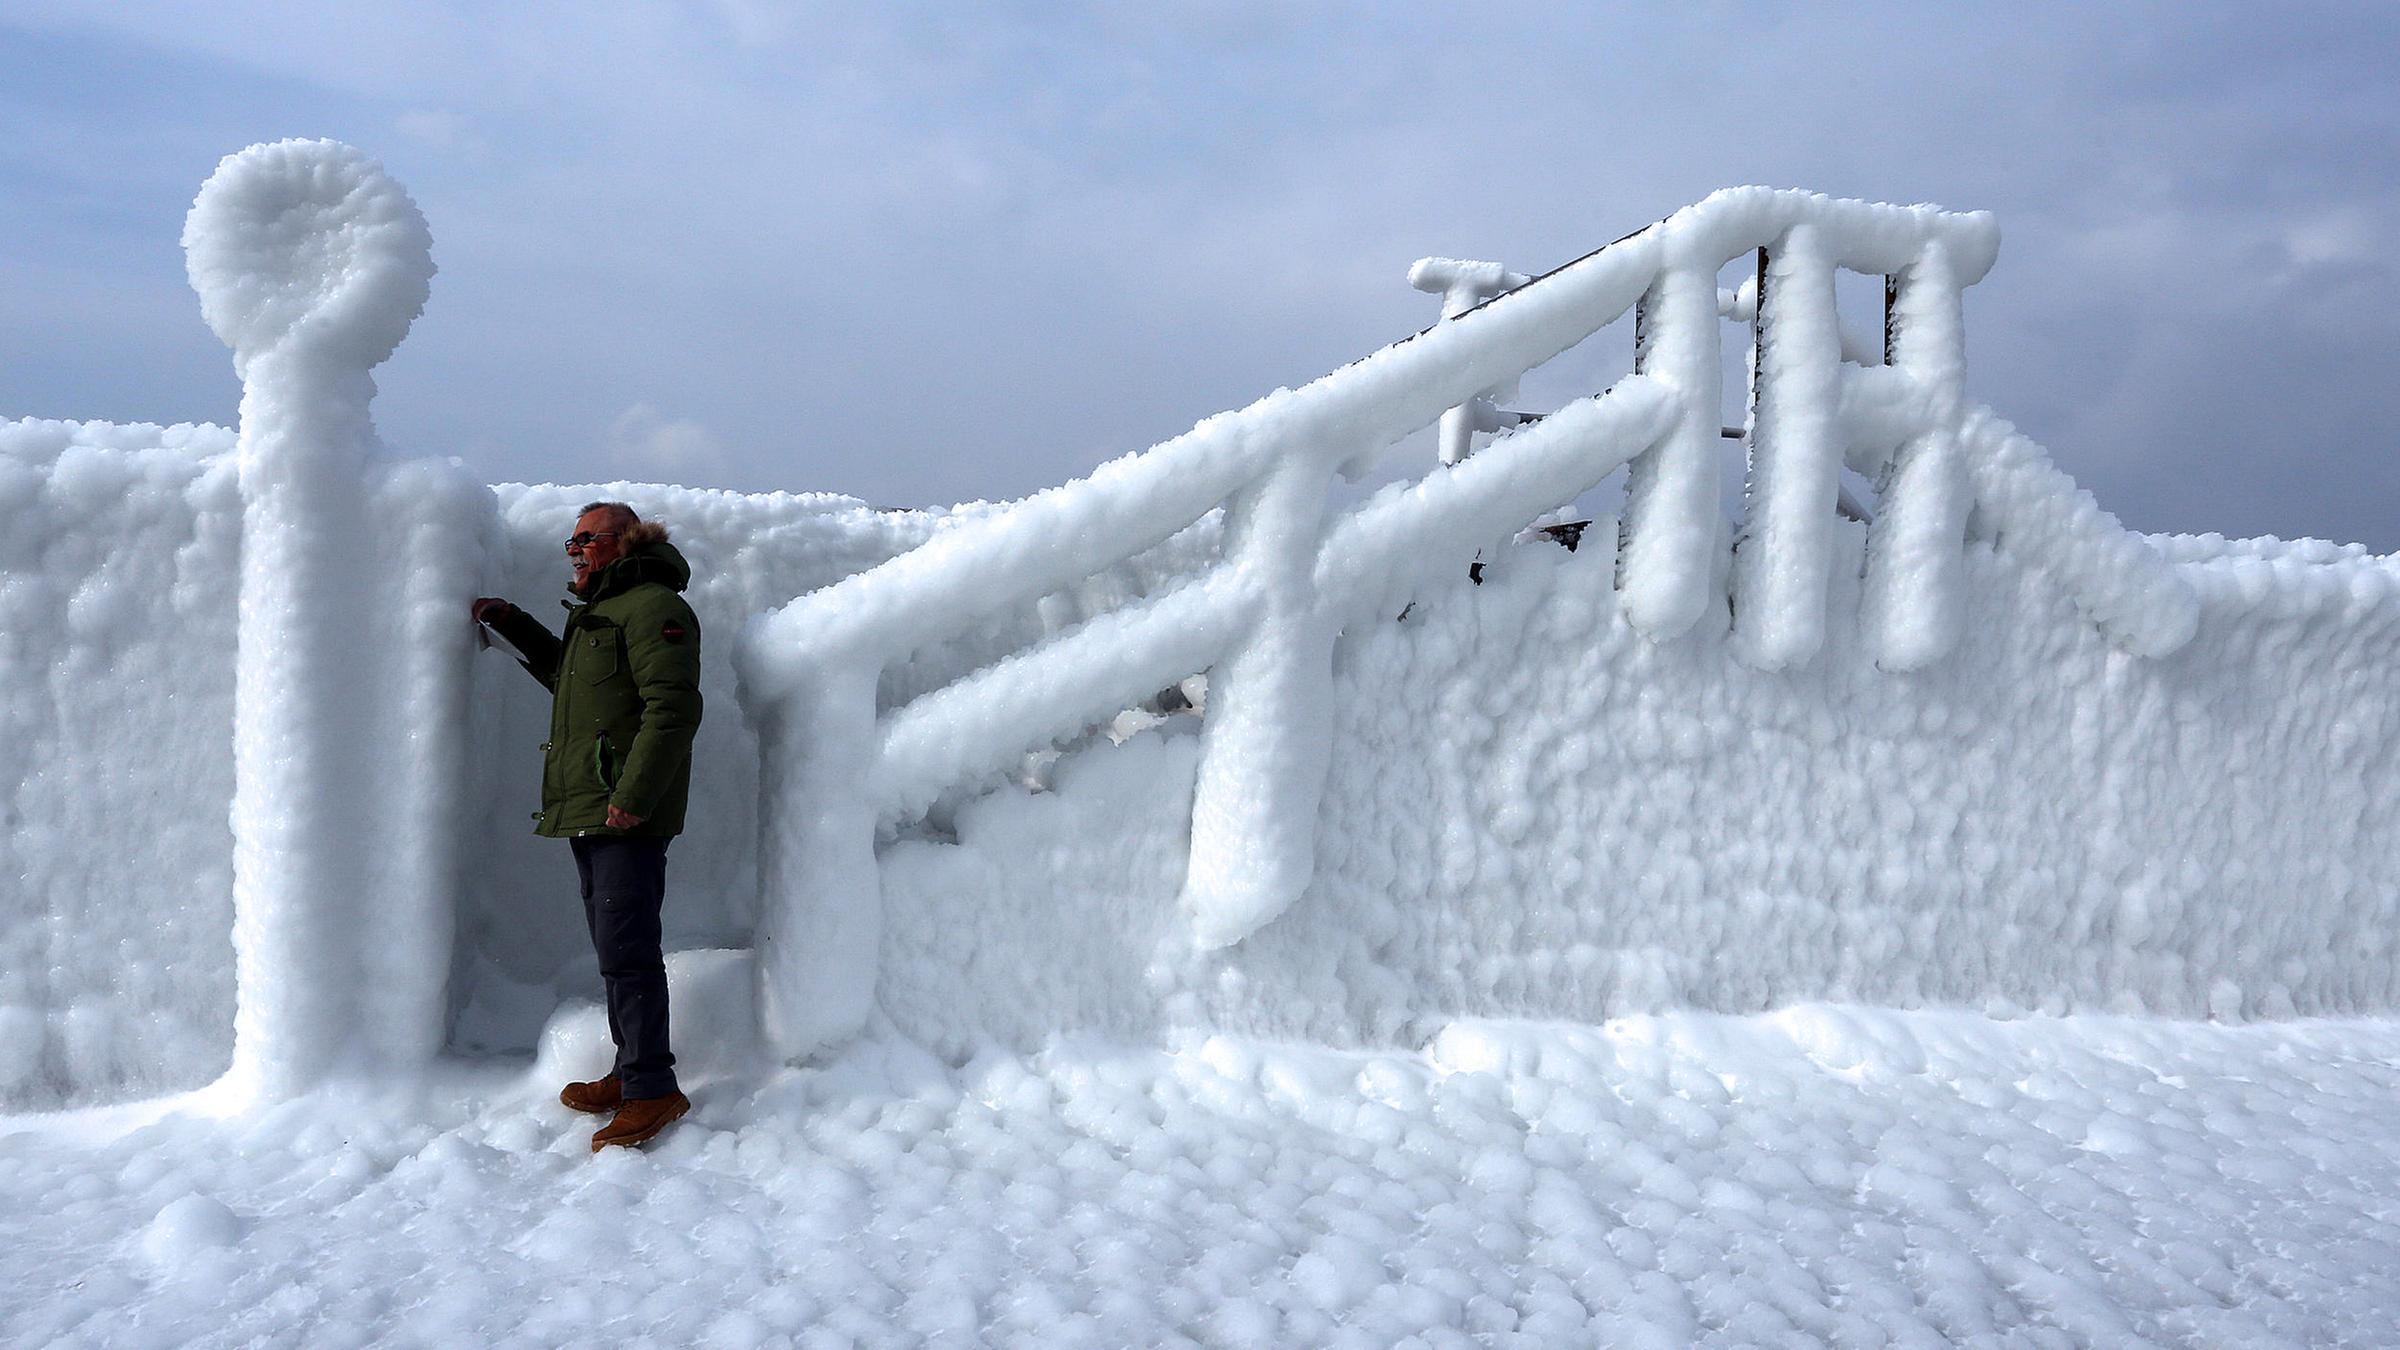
570;835;678;1100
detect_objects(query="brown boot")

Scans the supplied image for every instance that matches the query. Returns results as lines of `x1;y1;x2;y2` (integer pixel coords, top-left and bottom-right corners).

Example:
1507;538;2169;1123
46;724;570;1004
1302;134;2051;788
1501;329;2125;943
559;1073;622;1115
592;1091;691;1152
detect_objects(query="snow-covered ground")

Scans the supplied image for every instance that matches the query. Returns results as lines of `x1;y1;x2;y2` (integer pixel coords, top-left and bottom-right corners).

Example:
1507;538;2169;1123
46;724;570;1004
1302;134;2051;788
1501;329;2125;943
10;1010;2400;1347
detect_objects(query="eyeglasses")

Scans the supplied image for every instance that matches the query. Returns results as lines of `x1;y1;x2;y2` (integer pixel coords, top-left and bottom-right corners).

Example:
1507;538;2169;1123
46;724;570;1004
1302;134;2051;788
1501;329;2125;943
564;531;621;553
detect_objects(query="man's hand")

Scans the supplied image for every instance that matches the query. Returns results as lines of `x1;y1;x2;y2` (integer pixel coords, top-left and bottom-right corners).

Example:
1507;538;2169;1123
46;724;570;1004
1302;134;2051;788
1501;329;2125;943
605;804;646;829
471;597;516;624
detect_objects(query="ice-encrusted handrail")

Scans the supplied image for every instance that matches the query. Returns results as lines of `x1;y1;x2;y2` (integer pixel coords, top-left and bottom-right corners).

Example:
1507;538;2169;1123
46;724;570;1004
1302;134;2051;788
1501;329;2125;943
734;187;2194;1060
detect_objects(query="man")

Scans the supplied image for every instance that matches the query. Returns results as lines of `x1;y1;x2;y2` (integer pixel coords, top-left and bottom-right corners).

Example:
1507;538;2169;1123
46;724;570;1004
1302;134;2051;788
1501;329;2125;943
473;501;702;1152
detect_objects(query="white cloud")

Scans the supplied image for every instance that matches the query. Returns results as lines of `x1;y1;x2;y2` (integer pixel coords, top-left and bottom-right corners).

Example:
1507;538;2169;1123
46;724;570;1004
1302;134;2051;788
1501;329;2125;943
602;403;733;486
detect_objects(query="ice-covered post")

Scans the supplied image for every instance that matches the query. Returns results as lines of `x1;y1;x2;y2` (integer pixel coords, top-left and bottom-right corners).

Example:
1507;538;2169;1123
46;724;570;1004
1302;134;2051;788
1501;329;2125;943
186;140;450;1100
1734;227;1846;669
1620;239;1724;639
1409;258;1531;465
1862;241;1970;670
748;656;882;1059
1182;454;1339;951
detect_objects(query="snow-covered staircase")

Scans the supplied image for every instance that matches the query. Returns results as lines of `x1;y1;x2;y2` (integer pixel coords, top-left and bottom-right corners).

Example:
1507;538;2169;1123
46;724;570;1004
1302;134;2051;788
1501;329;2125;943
732;187;2225;1062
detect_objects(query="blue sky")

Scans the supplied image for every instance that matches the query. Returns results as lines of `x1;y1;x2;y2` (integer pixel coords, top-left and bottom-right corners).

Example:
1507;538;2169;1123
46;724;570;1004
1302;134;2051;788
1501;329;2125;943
4;2;2395;548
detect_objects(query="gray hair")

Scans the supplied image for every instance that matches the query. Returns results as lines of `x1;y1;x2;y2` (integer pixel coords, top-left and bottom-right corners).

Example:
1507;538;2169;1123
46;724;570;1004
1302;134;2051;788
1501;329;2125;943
577;500;640;529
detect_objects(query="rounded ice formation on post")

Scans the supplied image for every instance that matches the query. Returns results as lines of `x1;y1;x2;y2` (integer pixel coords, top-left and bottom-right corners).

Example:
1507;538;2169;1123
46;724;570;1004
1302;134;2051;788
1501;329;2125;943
181;139;458;1105
183;139;434;372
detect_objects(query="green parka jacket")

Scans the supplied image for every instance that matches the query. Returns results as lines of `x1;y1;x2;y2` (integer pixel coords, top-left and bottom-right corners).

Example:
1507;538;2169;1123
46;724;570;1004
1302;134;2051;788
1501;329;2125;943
489;528;703;839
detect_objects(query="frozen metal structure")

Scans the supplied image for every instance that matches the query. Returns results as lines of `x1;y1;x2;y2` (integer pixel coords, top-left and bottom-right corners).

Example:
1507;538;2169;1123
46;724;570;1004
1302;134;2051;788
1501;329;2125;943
731;187;2199;1061
155;140;2293;1101
10;138;2394;1113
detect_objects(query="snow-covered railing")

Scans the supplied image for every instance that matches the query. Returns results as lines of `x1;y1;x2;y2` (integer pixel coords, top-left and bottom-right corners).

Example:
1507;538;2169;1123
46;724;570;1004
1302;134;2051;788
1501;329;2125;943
735;368;1680;1057
734;187;2193;1060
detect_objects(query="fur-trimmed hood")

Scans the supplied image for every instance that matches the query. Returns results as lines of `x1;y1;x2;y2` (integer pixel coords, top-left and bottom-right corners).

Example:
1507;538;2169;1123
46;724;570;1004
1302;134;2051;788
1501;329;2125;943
579;521;691;599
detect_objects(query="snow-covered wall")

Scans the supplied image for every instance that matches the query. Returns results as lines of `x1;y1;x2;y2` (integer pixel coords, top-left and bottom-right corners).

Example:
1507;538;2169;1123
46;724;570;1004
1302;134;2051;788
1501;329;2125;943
8;419;2397;1105
0;421;917;1107
0;417;1182;1107
878;526;2400;1058
0;420;241;1110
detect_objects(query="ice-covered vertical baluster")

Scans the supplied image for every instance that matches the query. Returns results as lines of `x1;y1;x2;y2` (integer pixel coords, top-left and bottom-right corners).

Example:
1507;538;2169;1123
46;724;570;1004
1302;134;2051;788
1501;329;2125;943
744;651;880;1058
1183;456;1336;951
1619;251;1723;640
1408;258;1531;467
1734;226;1846;669
184;139;441;1100
367;455;487;1069
1863;241;1970;670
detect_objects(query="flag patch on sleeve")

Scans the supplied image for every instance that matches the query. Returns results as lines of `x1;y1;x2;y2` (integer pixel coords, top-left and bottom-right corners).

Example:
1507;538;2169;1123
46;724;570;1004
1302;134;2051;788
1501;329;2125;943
661;621;689;643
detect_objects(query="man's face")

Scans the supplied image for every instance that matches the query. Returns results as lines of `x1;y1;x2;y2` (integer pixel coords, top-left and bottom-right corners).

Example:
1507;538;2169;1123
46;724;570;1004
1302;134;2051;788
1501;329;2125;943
567;509;628;593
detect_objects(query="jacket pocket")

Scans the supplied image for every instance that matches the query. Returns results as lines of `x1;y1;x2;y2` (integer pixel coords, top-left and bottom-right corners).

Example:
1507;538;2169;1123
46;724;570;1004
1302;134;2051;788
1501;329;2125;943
594;730;621;791
573;625;621;683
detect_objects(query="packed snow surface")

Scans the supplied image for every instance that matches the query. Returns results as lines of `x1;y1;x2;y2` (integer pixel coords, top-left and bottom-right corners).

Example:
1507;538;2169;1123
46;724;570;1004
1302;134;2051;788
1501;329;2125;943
9;1011;2400;1347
